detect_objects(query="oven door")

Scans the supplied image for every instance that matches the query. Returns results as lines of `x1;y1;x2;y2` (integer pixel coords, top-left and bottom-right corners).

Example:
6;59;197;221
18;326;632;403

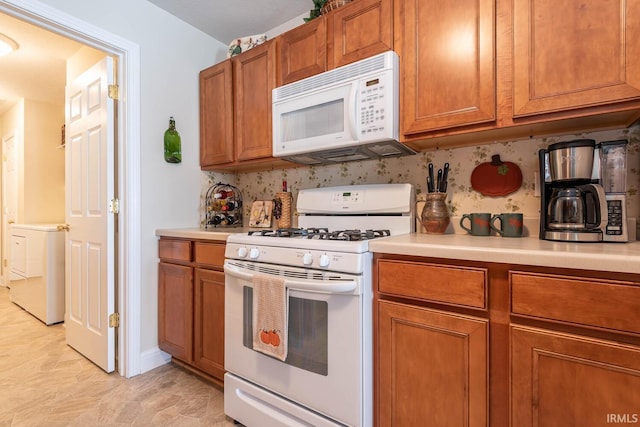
224;259;368;427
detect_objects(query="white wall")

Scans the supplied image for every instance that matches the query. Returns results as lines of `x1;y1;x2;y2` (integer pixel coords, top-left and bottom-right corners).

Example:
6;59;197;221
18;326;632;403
0;99;64;224
22;99;65;223
29;0;226;357
67;45;106;81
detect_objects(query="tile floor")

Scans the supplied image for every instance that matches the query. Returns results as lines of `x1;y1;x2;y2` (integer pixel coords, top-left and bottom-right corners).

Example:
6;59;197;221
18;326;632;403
0;286;238;426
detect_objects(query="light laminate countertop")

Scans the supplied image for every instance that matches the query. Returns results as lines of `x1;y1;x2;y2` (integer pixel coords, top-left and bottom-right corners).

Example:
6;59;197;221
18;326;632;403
155;227;254;241
369;233;640;275
155;228;640;275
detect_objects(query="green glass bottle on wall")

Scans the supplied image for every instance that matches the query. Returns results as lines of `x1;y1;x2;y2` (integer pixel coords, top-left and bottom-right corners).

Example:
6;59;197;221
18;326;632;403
164;116;182;163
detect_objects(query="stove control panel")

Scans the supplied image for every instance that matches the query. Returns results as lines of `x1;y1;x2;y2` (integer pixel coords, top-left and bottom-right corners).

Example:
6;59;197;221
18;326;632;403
331;190;363;207
225;243;367;274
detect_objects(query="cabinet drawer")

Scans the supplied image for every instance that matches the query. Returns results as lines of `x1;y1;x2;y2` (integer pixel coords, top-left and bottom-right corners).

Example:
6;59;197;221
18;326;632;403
158;239;192;263
511;271;640;335
378;260;487;309
194;242;225;268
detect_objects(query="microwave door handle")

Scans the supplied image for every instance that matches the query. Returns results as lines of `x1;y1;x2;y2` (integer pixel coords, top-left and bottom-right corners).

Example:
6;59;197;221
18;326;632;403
224;263;357;294
347;82;359;139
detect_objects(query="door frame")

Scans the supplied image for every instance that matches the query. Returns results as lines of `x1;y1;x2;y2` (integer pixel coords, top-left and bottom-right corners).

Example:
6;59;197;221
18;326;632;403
0;0;142;378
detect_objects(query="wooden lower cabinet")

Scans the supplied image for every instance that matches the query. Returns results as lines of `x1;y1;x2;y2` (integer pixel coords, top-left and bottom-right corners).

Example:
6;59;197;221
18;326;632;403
511;325;640;427
158;262;193;362
375;255;640;426
158;238;226;385
377;300;488;426
193;268;226;381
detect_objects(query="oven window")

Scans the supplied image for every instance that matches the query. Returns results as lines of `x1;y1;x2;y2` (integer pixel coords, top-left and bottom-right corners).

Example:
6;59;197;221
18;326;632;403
242;287;328;376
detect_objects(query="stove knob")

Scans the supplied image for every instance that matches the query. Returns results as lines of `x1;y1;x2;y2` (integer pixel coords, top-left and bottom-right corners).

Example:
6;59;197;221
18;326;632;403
237;247;248;258
249;247;260;260
302;252;313;266
319;254;330;267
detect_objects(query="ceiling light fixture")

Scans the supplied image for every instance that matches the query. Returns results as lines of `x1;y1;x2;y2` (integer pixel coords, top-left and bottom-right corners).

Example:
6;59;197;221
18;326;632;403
0;33;19;57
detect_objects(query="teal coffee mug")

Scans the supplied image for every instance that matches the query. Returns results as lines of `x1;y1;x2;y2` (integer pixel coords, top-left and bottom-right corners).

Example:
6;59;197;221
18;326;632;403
460;213;491;236
490;213;524;237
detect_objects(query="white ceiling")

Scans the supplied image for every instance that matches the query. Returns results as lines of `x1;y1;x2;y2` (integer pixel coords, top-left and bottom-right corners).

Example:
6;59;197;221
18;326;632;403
146;0;310;44
0;12;84;114
0;0;311;115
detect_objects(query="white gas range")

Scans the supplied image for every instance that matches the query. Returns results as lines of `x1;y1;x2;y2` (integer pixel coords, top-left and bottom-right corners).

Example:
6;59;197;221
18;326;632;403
224;183;414;427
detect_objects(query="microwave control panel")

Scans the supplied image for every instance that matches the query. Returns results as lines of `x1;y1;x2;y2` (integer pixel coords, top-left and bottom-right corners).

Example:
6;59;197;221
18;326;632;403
358;71;395;140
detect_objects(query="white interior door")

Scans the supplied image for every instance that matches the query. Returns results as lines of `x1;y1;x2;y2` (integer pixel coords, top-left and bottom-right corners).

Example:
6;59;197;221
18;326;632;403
2;130;19;287
64;57;115;372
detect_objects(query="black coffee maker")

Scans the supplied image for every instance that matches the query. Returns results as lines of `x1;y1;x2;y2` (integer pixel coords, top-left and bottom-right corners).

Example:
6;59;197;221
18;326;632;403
538;139;608;242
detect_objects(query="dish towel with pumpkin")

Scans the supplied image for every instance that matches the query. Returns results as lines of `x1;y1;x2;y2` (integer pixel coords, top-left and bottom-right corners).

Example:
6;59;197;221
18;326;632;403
252;274;288;361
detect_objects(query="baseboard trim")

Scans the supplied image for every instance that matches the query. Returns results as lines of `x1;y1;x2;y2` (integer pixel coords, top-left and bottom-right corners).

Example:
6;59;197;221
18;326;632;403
140;347;171;374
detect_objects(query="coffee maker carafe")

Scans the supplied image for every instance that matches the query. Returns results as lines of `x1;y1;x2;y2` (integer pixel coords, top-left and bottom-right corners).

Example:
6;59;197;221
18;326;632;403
547;185;604;231
539;139;608;242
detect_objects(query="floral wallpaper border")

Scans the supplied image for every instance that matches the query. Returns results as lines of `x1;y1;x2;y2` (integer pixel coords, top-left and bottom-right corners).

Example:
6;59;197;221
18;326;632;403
202;124;640;236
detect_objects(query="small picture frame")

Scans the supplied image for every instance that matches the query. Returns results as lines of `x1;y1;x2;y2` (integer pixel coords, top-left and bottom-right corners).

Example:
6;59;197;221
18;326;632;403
249;200;273;227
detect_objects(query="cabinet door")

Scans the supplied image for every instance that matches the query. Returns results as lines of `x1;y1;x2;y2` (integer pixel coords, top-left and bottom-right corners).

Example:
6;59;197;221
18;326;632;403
158;262;193;362
328;0;392;69
233;40;277;162
199;60;234;166
278;17;327;86
513;0;640;117
395;0;495;134
377;300;488;426
511;325;640;427
193;268;225;381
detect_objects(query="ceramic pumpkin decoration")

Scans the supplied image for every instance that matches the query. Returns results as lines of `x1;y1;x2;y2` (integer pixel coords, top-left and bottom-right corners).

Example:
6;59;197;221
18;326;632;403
471;154;523;197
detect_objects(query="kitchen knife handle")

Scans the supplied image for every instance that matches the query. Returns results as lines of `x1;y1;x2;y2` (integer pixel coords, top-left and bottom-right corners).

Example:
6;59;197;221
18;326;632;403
428;163;435;193
441;163;450;193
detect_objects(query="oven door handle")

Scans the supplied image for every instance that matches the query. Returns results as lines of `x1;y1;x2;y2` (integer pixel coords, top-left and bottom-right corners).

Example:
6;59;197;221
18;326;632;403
224;264;358;294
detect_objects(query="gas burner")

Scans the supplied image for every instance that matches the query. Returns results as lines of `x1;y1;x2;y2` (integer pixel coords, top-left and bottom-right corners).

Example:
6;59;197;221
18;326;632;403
318;229;391;241
248;228;329;238
247;227;390;241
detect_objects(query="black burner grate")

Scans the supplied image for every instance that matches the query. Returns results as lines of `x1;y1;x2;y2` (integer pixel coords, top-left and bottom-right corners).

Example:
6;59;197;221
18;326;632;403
248;228;390;241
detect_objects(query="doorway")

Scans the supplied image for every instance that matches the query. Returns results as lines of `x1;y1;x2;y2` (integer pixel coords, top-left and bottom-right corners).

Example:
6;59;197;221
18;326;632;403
0;0;142;378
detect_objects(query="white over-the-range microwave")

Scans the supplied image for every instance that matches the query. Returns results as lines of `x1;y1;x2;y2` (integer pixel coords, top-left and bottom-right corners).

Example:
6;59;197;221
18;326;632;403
272;50;415;165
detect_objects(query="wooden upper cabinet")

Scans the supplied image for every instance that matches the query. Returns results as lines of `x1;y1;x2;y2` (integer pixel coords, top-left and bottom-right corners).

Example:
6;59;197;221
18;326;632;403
199;60;234;166
233;39;277;162
395;0;496;135
513;0;640;117
328;0;393;69
278;16;327;86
